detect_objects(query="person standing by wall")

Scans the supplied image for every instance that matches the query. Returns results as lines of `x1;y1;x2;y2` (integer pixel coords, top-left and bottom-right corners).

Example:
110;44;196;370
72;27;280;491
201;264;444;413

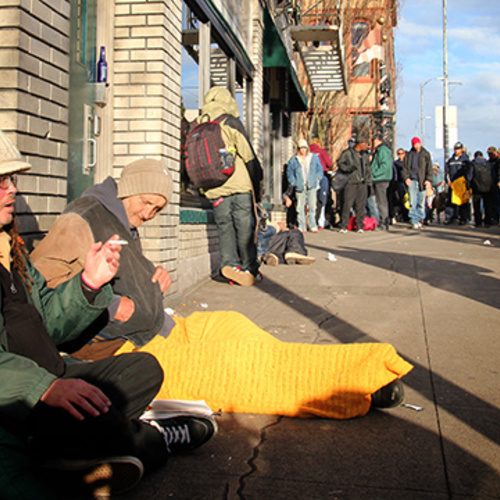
286;139;323;233
197;87;262;286
370;134;394;230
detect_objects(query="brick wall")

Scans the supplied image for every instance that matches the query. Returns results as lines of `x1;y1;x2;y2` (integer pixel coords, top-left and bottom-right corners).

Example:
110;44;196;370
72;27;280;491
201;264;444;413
113;0;183;294
177;223;220;293
0;0;71;244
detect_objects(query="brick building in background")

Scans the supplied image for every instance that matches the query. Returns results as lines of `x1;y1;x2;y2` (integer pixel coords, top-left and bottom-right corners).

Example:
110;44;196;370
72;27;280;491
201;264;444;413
294;0;398;162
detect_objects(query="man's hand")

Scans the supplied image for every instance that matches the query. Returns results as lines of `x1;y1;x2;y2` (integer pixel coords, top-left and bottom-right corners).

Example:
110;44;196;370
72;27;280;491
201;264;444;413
81;235;121;289
284;196;292;208
424;180;432;189
114;296;136;322
40;378;111;421
405;179;412;187
152;265;172;293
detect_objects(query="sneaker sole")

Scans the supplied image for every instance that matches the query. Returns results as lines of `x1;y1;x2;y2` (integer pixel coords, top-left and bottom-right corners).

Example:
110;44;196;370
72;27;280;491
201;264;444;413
221;266;255;286
44;455;144;498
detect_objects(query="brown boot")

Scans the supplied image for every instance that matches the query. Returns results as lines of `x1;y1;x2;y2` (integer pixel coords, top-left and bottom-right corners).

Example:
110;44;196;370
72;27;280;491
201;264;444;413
284;252;315;265
263;253;279;266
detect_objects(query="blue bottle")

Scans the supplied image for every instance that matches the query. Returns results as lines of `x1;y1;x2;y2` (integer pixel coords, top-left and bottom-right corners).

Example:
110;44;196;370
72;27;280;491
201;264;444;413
97;46;107;83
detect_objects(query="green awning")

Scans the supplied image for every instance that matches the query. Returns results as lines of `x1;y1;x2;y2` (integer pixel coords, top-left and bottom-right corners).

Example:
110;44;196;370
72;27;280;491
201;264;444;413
263;9;308;112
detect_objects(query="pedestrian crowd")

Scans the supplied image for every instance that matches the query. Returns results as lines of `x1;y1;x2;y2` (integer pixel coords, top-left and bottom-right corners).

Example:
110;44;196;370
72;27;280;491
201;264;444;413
277;135;500;235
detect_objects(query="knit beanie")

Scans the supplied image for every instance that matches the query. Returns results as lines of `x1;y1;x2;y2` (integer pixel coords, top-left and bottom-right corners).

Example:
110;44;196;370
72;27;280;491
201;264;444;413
117;158;173;203
0;131;31;175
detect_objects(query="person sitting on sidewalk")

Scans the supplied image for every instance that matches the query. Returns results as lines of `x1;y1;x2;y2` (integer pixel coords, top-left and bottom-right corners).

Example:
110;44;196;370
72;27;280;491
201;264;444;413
32;158;413;421
0;132;216;500
257;212;315;266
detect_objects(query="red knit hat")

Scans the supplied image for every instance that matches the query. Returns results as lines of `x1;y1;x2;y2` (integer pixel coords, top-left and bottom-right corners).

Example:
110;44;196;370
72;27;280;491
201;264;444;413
411;137;422;146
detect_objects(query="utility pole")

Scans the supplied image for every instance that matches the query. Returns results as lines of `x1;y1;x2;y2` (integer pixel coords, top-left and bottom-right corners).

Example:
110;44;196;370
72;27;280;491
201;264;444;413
443;0;449;166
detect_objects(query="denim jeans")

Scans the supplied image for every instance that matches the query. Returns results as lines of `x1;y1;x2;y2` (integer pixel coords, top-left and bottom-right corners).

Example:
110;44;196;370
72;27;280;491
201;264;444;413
212;192;259;275
407;180;426;224
317;175;330;228
296;187;318;232
366;194;380;223
373;181;390;228
257;225;277;257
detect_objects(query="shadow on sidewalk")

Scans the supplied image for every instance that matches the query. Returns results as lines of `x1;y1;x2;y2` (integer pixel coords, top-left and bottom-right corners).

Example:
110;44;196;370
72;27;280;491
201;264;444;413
255;271;500;449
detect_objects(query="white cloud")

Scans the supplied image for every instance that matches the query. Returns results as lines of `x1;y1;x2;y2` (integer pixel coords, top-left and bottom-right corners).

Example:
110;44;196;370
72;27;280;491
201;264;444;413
395;0;500;158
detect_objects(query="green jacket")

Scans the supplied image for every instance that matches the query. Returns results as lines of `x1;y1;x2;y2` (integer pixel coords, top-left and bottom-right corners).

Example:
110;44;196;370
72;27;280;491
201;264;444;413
0;260;112;423
371;144;394;182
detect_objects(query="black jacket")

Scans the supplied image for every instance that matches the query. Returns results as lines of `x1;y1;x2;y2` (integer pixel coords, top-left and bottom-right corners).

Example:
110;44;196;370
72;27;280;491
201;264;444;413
402;147;433;190
337;148;372;185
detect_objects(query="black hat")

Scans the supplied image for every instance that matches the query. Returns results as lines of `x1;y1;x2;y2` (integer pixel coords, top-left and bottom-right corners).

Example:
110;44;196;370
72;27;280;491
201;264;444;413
454;141;464;150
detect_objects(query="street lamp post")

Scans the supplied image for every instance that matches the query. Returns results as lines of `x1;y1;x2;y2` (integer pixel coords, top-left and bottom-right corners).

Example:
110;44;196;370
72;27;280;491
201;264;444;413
420;76;462;147
443;0;449;166
420;77;442;143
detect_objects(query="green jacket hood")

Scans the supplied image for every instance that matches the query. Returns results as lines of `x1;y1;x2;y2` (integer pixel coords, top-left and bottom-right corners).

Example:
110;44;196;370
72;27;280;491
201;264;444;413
199;86;240;121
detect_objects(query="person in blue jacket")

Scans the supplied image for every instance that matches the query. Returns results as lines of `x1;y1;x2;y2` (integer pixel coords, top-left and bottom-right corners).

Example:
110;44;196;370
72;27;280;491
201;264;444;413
444;141;472;225
286;139;324;232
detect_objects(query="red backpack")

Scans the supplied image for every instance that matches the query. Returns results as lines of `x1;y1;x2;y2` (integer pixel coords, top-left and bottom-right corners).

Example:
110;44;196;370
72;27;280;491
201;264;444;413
186;115;235;190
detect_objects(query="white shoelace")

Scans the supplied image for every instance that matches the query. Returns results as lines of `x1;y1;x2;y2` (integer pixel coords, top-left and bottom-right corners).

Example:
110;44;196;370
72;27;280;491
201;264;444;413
147;420;191;453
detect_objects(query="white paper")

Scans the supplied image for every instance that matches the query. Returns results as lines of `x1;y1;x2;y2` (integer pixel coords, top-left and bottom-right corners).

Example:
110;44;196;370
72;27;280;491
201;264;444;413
140;399;216;420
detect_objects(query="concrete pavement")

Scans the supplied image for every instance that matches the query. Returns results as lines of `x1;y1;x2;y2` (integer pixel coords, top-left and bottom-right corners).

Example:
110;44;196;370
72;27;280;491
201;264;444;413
123;223;500;500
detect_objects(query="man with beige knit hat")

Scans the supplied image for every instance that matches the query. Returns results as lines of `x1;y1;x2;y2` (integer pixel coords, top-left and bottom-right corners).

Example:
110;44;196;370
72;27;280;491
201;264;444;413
32;158;178;358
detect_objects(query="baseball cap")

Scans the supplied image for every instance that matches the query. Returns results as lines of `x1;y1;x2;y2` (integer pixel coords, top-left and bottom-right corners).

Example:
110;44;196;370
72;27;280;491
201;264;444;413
454;141;464;150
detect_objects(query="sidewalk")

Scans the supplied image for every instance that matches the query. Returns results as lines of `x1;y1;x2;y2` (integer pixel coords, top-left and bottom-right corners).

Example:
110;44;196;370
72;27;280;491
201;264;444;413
124;223;500;500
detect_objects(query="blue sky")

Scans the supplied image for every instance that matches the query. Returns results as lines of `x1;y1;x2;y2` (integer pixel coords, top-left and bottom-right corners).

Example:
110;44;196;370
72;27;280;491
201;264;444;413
395;0;500;165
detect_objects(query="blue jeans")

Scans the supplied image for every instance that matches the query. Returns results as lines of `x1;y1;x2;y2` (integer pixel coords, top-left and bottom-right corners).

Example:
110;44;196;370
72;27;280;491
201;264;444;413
366;194;380;223
317;175;330;228
257;225;277;257
212;192;259;275
407;180;426;224
296;187;318;232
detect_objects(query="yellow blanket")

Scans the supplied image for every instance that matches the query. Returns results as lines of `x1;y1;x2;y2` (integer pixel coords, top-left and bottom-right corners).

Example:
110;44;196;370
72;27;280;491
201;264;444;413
116;311;413;419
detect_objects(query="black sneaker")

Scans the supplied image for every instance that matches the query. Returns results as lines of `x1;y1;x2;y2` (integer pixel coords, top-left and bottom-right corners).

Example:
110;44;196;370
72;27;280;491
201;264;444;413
370;379;405;409
150;416;217;454
43;455;144;498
